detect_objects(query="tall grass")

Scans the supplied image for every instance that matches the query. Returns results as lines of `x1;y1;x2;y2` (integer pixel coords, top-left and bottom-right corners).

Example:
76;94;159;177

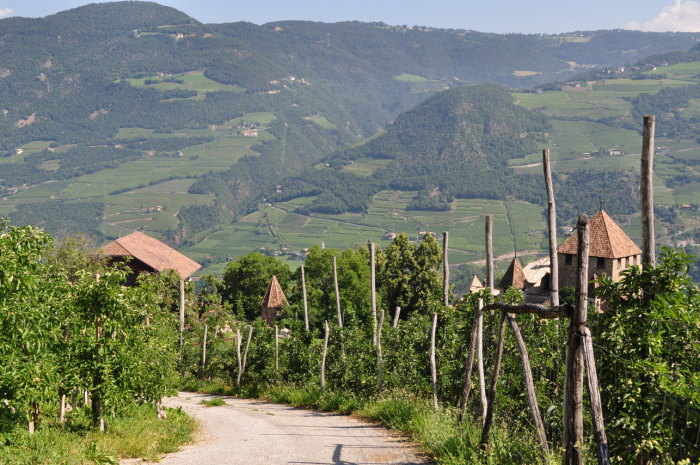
0;403;197;464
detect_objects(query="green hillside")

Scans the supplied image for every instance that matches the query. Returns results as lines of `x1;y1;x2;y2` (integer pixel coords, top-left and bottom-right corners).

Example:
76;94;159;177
0;2;698;284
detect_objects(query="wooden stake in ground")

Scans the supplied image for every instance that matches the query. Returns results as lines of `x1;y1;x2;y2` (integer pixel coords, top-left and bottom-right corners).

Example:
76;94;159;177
275;325;279;384
236;329;242;387
179;279;185;350
641;115;656;269
237;326;253;388
301;265;309;331
507;314;550;464
60;394;66;424
28;402;39;434
476;298;487;421
201;324;208;377
333;256;343;327
581;326;611;465
321;320;329;391
377;309;385;393
562;214;589;465
370;241;377;346
430;312;438;411
480;310;506;450
486;215;494;292
443;231;449;306
543;149;559;307
458;299;483;422
392;306;401;328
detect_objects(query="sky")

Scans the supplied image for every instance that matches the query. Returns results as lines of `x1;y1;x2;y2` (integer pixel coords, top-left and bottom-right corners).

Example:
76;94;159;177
0;0;699;34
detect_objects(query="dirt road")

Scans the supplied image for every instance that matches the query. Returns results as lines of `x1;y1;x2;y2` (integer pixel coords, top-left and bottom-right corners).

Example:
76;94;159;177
136;392;430;465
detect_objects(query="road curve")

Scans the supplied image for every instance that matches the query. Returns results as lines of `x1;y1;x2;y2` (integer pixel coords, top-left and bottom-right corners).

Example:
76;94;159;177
136;392;431;465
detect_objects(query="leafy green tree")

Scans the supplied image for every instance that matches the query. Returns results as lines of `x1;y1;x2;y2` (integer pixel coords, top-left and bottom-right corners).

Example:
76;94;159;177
221;252;291;320
593;247;700;463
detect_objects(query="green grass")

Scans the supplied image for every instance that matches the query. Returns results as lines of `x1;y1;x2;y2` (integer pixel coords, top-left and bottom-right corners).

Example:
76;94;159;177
122;70;244;95
0;403;197;464
394;74;428;82
305;115;337;129
199;397;226;407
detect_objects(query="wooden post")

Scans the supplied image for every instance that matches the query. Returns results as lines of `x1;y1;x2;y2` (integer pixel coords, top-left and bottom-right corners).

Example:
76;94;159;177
60;394;66;424
301;265;309;331
240;326;253;386
486;215;494;292
458;299;483;422
275;325;279;384
543;149;560;307
377;309;384;393
28;402;39;434
333;256;343;327
94;312;104;432
179;279;185;350
641;115;656;269
430;312;438;411
563;214;589;465
480;310;506;450
477;298;487;421
321;320;329;391
443;231;449;306
507;314;550;464
581;326;611;465
392;306;401;328
236;329;242;387
201;324;208;377
370;241;377;346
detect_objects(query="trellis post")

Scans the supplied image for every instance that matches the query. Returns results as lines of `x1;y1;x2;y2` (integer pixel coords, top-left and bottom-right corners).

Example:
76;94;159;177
543;149;559;306
563;214;589;465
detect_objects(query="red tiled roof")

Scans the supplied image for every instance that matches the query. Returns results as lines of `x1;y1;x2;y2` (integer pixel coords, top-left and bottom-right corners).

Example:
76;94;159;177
499;257;525;289
102;231;201;279
558;210;642;259
261;275;288;308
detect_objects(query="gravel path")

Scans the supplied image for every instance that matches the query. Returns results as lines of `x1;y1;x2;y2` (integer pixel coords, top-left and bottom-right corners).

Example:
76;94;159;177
129;392;431;465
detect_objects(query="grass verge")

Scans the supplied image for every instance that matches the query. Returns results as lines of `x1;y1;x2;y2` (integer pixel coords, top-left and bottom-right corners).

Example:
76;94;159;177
0;403;197;464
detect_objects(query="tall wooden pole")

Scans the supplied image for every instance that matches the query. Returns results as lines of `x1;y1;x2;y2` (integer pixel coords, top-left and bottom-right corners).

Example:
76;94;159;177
392;306;401;328
179;279;185;350
485;215;494;292
377;309;384;393
563;214;589;465
480;310;507;450
443;232;449;306
201;324;208;378
370;241;377;345
581;326;611;465
458;300;481;422
274;325;279;384
507;314;550;464
321;320;329;391
477;298;487;420
641;115;656;268
333;256;343;327
430;312;439;411
301;265;309;331
543;149;559;307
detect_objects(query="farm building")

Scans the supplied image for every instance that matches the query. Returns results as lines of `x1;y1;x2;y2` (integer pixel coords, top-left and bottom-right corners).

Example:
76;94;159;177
261;275;288;325
102;231;201;286
557;210;642;291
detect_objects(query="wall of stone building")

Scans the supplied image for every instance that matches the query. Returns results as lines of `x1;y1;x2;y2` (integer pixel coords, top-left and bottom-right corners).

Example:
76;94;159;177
261;306;277;326
558;253;613;289
558;253;642;289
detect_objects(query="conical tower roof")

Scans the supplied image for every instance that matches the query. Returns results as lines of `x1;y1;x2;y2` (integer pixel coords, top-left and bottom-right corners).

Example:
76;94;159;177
558;210;642;259
469;274;485;293
261;275;288;308
499;257;525;289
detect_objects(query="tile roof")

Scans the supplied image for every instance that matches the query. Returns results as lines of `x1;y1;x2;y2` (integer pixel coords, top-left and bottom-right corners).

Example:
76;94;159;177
102;231;201;279
558;210;642;259
522;256;550;284
499;257;525;289
469;274;485;293
261;275;288;309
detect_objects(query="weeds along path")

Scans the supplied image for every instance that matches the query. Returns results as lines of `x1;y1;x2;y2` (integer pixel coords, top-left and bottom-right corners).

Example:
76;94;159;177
154;392;430;465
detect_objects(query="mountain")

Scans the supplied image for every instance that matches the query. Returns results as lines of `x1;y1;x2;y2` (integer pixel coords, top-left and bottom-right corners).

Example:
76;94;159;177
0;2;697;279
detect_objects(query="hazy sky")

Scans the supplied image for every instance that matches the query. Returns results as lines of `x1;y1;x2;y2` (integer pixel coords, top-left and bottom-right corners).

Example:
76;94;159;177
1;0;699;34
